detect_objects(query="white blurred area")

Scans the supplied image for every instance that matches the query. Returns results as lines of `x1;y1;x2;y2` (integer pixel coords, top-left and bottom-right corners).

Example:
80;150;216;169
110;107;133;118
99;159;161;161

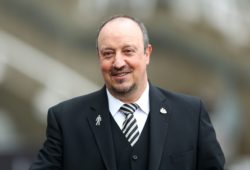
0;0;249;170
0;30;99;122
167;0;250;47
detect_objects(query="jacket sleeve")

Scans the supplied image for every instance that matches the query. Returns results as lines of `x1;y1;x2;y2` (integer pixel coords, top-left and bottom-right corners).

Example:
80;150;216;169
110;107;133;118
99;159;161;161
29;107;63;170
197;100;225;170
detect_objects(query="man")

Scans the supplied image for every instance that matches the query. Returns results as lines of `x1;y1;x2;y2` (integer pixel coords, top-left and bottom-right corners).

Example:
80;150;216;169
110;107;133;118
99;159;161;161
30;15;225;170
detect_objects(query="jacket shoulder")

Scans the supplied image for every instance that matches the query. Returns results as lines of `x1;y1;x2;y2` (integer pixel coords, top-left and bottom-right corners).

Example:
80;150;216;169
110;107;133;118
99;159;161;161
155;86;200;102
153;86;202;110
49;88;104;116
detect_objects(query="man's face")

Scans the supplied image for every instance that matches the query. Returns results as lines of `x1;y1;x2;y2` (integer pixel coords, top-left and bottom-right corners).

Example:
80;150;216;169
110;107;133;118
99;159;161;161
97;18;152;100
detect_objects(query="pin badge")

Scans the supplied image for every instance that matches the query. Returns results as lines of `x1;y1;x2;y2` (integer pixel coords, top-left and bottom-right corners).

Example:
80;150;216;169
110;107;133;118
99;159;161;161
96;115;102;126
160;108;167;114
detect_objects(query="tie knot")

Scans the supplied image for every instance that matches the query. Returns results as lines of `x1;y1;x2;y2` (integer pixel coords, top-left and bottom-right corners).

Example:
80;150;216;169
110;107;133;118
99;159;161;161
120;103;139;116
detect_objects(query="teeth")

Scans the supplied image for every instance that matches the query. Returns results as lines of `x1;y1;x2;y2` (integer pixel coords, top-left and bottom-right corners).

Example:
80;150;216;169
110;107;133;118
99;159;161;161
114;73;127;76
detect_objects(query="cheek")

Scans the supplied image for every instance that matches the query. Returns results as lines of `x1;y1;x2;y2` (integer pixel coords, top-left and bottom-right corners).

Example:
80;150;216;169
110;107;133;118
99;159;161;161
100;61;111;74
132;58;147;70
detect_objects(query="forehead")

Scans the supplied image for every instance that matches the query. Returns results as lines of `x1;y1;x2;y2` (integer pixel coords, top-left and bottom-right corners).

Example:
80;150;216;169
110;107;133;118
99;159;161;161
98;18;143;43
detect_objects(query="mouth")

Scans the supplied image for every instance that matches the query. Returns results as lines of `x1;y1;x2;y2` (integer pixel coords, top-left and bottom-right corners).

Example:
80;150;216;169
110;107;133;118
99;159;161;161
110;67;132;80
112;72;129;77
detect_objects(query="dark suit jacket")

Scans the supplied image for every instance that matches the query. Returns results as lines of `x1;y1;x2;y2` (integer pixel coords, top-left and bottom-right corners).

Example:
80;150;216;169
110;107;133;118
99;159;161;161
30;84;225;170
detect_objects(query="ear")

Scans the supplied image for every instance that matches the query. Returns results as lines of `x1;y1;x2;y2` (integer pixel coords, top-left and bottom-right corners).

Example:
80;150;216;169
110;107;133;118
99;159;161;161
145;44;152;65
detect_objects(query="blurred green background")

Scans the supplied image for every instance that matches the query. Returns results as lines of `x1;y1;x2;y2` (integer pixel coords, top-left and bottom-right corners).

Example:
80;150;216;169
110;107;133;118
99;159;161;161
0;0;249;169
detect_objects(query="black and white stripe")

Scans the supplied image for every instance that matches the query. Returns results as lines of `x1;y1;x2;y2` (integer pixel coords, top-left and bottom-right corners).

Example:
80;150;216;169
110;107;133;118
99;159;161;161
120;103;139;147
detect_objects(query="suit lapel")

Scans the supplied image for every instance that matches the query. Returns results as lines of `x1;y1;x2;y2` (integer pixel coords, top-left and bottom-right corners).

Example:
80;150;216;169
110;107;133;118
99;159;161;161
87;88;117;170
148;85;172;170
86;85;171;170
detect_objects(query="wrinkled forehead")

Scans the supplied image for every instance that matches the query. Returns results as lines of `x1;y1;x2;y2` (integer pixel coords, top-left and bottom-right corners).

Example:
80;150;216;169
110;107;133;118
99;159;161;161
98;17;142;37
98;17;143;41
102;17;139;28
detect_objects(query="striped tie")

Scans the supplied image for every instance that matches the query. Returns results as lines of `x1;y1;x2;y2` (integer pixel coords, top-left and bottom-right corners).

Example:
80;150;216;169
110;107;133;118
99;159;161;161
120;103;139;147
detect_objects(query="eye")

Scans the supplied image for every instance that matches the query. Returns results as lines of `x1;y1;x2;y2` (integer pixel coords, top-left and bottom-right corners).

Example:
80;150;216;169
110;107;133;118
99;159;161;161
101;50;115;59
123;48;135;56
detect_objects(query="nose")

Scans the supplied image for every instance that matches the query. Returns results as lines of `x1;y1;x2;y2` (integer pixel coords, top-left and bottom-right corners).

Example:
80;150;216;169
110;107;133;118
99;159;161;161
113;53;125;69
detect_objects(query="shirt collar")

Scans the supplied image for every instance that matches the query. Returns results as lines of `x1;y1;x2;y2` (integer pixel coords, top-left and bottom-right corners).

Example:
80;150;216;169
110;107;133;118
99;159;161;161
106;82;150;116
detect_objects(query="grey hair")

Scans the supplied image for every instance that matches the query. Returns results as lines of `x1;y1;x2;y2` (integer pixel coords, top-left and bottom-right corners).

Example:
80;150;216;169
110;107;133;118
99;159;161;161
96;14;150;52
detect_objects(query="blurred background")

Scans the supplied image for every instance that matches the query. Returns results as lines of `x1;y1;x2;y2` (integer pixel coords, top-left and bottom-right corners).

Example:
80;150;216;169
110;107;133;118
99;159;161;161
0;0;249;169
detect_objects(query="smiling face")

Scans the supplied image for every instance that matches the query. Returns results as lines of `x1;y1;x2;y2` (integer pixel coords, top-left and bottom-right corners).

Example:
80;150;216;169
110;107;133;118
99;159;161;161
97;17;152;102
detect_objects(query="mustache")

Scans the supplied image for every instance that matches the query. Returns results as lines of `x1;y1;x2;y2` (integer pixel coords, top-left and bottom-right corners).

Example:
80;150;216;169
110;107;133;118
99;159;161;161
110;67;132;76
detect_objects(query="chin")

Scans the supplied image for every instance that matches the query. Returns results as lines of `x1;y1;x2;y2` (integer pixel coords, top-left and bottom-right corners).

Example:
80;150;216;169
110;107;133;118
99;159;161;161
112;83;136;95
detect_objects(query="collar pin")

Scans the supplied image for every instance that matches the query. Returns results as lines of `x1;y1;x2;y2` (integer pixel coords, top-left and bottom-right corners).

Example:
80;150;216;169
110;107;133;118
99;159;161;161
160;107;167;114
96;114;102;126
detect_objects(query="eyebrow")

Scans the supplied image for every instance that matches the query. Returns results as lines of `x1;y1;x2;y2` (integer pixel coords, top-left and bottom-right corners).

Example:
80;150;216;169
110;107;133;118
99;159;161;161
99;43;138;52
100;47;114;52
123;45;137;50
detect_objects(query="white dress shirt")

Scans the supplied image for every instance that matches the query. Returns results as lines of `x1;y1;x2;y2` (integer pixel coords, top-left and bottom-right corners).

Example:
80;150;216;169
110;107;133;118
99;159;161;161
106;83;150;134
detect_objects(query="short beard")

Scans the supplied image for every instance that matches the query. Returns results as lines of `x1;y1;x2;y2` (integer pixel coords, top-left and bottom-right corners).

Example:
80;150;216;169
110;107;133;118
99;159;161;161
110;83;137;99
